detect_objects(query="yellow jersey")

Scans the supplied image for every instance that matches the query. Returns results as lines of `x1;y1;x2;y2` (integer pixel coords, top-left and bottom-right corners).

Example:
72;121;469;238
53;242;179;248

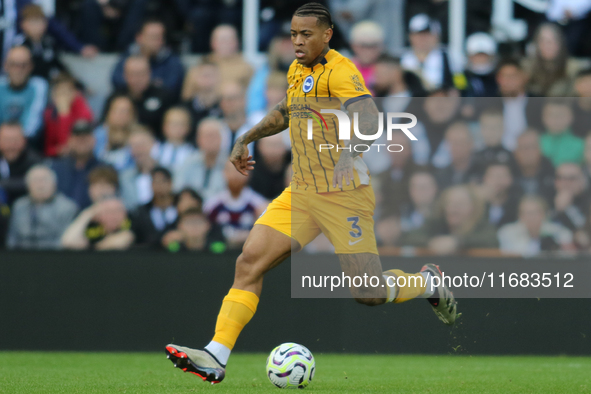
286;49;372;193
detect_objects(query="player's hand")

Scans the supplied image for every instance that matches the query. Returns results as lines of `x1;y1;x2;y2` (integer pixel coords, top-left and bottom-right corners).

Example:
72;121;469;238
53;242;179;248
332;151;354;189
230;141;255;176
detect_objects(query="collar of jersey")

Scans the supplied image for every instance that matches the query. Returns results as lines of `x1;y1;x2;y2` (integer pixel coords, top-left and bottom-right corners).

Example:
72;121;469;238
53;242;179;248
303;49;336;71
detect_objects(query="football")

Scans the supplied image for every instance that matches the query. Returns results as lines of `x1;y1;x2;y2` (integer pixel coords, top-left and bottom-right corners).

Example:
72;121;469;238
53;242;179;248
266;343;315;389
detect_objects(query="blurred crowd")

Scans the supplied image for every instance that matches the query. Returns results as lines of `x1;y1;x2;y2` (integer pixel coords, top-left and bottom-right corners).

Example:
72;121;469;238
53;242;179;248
2;0;591;257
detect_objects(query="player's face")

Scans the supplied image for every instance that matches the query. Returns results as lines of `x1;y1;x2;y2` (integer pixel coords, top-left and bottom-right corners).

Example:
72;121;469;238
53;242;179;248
291;16;332;66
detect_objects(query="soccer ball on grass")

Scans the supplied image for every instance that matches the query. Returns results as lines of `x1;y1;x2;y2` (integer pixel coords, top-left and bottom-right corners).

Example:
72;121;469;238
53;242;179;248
266;342;315;389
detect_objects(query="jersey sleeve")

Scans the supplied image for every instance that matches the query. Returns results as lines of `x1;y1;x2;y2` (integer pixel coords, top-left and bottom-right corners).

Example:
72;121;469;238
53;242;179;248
329;60;372;107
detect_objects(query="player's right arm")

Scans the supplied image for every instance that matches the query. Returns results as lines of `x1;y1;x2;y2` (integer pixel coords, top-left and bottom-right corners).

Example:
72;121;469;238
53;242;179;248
230;96;290;176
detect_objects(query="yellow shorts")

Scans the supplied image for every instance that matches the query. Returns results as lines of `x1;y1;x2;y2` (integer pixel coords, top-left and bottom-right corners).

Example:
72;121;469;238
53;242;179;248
255;185;378;254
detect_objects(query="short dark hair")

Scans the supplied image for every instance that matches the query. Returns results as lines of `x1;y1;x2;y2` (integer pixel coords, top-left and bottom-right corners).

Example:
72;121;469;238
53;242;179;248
21;4;46;20
179;207;207;222
293;2;334;29
50;71;76;88
174;187;204;207
88;166;119;188
138;17;165;35
0;120;23;130
375;54;401;66
496;58;523;74
151;166;172;181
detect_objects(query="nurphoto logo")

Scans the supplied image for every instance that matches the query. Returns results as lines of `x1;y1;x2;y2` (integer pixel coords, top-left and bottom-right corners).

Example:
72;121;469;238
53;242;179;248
306;109;418;152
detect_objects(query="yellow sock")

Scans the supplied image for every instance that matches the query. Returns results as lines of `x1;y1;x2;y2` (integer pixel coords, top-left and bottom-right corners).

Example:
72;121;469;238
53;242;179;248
212;288;259;350
384;269;427;303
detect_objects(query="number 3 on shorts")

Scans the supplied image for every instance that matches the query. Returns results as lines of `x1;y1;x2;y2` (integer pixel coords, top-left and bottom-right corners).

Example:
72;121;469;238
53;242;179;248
347;216;362;238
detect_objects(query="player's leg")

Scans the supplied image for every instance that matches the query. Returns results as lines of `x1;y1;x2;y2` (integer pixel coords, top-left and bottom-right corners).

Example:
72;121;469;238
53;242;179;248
165;225;296;383
165;187;319;383
313;186;457;322
337;253;432;306
232;224;300;296
207;224;298;358
337;253;457;324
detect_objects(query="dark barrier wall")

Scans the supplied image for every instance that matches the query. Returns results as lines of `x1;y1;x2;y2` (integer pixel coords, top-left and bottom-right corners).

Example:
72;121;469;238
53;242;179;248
1;251;590;355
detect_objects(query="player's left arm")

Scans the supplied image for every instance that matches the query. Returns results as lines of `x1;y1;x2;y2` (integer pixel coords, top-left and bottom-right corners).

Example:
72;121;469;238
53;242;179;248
332;97;380;188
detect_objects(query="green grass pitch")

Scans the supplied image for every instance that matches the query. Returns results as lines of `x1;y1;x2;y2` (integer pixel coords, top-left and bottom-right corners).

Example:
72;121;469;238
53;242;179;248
0;352;589;393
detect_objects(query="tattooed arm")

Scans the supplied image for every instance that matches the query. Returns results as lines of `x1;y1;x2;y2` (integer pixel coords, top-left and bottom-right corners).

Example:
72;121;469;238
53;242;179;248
332;97;380;188
230;96;290;175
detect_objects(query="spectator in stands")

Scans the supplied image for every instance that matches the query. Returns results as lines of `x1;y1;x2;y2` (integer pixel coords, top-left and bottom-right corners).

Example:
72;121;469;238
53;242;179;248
523;23;581;97
0;121;41;204
540;99;583;167
498;195;573;257
0;191;8;248
545;0;591;57
219;81;254;155
204;25;253;88
204;161;268;250
76;0;149;53
374;133;420;218
61;196;135;250
163;207;226;253
400;170;438;233
250;133;290;200
43;73;94;157
551;162;590;231
112;19;184;97
119;126;157;209
51;121;104;209
174;118;227;201
246;33;293;116
7;165;77;249
585;133;591;182
512;130;555;204
373;55;425;101
401;14;459;91
88;166;120;204
13;5;67;81
0;0;98;66
434;121;475;189
106;56;173;139
0;46;48;142
470;108;513;179
182;61;222;138
572;69;591;137
495;59;540;151
152;107;194;171
574;200;591;251
249;72;290;125
400;185;499;255
181;1;241;53
463;32;498;98
480;162;521;228
130;167;177;247
94;95;136;170
376;215;402;248
411;89;462;167
175;188;203;214
349;21;384;93
160;187;204;248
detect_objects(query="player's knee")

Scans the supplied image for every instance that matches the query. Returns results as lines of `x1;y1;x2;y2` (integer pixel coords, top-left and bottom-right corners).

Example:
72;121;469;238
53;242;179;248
234;245;265;281
354;297;383;307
